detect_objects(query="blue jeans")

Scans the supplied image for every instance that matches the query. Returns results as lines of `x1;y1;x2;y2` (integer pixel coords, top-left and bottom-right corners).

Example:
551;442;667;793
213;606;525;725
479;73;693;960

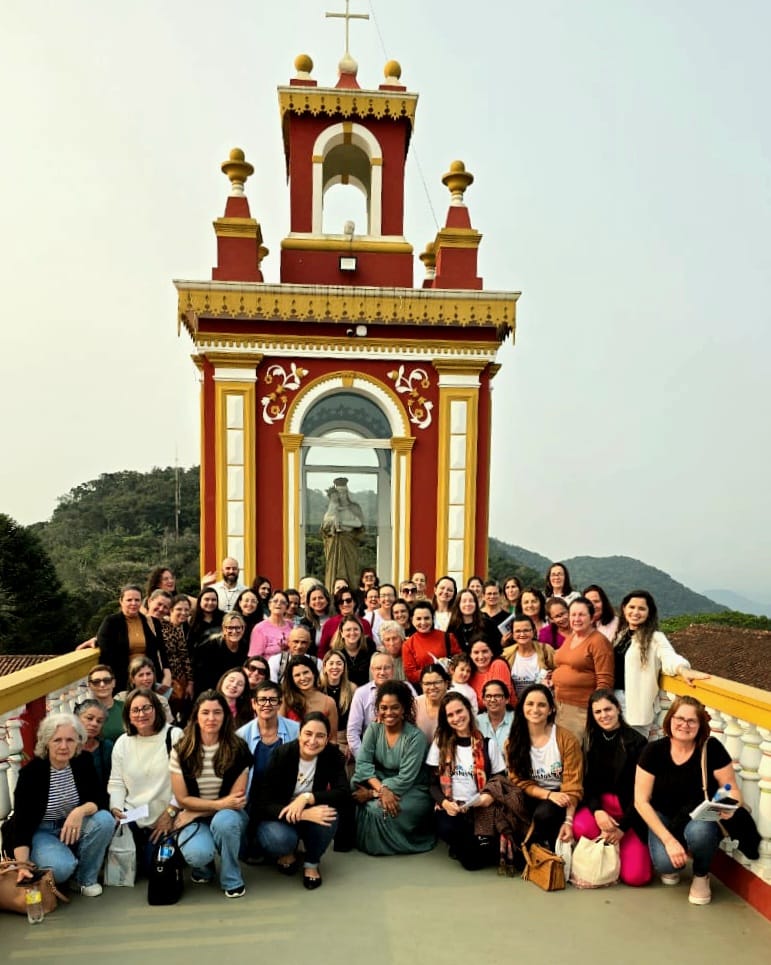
178;810;248;891
256;818;338;868
648;812;722;878
31;811;115;885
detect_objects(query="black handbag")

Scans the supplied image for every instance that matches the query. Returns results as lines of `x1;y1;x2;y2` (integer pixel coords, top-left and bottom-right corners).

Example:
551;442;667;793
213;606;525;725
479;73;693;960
147;825;197;906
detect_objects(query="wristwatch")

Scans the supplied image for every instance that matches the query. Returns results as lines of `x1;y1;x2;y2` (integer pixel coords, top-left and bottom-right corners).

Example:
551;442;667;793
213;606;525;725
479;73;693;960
166;806;178;819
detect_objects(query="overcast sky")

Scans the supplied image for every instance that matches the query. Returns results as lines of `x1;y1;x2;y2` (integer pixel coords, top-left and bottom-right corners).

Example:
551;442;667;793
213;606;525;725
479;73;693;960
2;1;769;599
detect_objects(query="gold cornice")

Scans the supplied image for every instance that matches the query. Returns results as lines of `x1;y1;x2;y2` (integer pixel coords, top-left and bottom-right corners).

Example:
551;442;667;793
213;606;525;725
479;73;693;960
281;236;413;254
277;86;418;127
175;284;518;335
213;217;263;241
200;352;264;368
278;432;304;452
192;335;501;358
432;358;489;375
391;436;416;452
488;363;502;380
434;227;483;250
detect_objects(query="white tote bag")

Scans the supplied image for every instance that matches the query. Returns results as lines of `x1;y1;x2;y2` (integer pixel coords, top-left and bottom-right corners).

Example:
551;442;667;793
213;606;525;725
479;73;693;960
569;836;620;889
104;825;137;887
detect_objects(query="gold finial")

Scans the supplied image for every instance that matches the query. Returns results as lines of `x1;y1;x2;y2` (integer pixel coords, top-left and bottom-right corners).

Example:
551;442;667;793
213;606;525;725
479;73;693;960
221;148;254;197
294;53;313;77
258;245;269;267
441;160;474;206
384;59;402;82
419;241;436;277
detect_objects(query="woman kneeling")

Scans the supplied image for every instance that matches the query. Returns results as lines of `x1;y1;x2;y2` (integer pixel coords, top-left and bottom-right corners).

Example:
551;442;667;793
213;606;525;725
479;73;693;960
254;712;349;889
12;712;114;896
427;692;506;869
170;690;253;899
634;695;740;906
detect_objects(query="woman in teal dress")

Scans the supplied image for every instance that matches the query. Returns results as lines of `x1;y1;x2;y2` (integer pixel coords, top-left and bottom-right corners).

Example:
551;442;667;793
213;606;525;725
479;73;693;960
351;680;436;855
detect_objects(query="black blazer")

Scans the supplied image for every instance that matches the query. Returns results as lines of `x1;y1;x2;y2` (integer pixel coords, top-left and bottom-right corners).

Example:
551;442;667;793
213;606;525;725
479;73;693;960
97;611;168;692
254;740;350;821
12;754;108;851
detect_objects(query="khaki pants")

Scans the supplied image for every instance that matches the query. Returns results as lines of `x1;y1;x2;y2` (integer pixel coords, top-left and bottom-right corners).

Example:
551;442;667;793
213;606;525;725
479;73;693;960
555;702;587;742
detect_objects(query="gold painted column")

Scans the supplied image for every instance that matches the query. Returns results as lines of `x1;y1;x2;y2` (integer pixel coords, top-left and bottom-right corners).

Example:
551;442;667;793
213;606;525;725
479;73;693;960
279;432;304;587
433;360;487;585
391;436;415;583
212;356;260;584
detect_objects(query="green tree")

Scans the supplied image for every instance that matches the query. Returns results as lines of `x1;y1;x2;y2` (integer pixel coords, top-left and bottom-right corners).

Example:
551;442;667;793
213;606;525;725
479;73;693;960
0;514;78;654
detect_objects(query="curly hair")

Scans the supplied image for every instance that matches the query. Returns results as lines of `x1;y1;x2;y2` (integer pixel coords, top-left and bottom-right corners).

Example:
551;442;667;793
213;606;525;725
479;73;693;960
375;680;416;725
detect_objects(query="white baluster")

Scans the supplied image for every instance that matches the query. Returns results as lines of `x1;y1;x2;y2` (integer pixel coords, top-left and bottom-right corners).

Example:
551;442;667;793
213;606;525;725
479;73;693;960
722;714;744;789
756;727;771;881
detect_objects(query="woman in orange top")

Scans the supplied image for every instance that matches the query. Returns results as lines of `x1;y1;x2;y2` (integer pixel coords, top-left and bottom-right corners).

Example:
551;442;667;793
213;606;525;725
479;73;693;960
552;597;614;741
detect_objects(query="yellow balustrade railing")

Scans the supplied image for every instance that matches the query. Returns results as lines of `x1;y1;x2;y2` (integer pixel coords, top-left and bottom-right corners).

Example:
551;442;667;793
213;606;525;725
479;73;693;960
660;672;771;729
0;652;98;715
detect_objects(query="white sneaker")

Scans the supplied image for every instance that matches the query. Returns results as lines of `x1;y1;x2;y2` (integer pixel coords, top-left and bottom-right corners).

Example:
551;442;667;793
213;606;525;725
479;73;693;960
688;875;711;905
660;873;680;886
79;883;103;897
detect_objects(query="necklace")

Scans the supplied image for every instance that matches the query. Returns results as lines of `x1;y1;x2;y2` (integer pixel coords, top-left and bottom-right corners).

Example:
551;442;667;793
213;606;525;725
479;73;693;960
601;729;620;742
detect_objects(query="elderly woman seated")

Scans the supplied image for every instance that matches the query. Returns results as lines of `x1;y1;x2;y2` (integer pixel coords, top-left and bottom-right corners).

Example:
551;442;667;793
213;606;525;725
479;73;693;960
11;712;114;895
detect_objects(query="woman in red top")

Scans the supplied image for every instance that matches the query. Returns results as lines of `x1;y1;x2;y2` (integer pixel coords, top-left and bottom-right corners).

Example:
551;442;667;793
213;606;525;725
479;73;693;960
402;602;460;685
468;639;511;706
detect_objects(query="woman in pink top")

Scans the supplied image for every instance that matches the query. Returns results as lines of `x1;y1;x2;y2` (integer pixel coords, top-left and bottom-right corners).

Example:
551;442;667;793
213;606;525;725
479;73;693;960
249;590;293;658
552;597;614;741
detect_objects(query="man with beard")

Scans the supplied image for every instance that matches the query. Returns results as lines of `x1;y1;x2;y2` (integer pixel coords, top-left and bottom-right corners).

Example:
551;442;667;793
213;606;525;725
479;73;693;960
203;557;246;612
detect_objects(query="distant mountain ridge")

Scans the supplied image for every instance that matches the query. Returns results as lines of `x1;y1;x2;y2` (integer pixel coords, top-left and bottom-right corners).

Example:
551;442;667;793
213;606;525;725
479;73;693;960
704;589;771;619
488;538;726;618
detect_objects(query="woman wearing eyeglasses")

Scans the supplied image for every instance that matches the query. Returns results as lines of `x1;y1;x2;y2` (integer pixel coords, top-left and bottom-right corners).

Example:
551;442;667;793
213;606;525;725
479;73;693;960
249;590;294;658
193;612;250;695
634;695;740;905
108;688;184;873
502;615;555;700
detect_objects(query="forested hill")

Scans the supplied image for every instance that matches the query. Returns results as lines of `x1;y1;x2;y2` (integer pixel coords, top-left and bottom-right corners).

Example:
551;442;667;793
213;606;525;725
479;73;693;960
1;468;728;654
489;538;725;618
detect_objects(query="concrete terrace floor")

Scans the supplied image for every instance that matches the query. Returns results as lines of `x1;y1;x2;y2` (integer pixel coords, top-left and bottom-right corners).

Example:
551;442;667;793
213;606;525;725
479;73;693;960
3;848;769;965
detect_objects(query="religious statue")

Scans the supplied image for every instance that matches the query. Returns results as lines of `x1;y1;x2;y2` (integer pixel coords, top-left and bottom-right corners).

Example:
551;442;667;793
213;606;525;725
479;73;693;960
320;477;365;591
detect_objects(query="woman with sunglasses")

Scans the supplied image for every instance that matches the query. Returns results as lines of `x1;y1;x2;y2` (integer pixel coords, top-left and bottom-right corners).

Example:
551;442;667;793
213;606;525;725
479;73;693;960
243;655;271;691
318;588;372;658
87;664;125;742
301;584;332;652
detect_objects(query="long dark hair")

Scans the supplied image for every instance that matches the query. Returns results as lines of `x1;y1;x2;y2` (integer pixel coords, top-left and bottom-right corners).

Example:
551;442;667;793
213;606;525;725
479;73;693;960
582;585;615;627
190;587;224;636
448;589;487;638
505;683;556;780
545;562;573;597
614;589;658;666
175;689;244;778
434;691;480;772
282;655;321;719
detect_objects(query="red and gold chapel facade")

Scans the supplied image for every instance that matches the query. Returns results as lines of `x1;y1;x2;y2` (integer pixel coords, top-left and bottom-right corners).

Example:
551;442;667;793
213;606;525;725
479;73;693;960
175;49;520;589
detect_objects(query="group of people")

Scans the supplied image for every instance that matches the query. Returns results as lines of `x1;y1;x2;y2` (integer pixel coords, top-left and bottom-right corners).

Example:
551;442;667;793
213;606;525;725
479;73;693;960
8;559;747;909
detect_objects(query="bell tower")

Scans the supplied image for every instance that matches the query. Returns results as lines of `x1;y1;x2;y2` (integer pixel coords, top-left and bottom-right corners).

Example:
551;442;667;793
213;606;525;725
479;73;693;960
175;8;520;589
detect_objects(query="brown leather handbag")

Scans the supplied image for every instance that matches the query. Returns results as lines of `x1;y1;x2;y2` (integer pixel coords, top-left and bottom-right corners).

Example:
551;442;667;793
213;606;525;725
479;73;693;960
520;824;566;891
0;860;69;915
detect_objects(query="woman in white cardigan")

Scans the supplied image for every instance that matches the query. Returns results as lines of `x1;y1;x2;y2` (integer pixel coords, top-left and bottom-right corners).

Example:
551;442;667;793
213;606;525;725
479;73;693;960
612;590;708;736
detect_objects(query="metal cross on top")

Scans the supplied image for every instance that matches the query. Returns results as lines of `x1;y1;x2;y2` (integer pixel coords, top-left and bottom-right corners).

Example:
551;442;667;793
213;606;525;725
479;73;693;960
326;0;369;56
